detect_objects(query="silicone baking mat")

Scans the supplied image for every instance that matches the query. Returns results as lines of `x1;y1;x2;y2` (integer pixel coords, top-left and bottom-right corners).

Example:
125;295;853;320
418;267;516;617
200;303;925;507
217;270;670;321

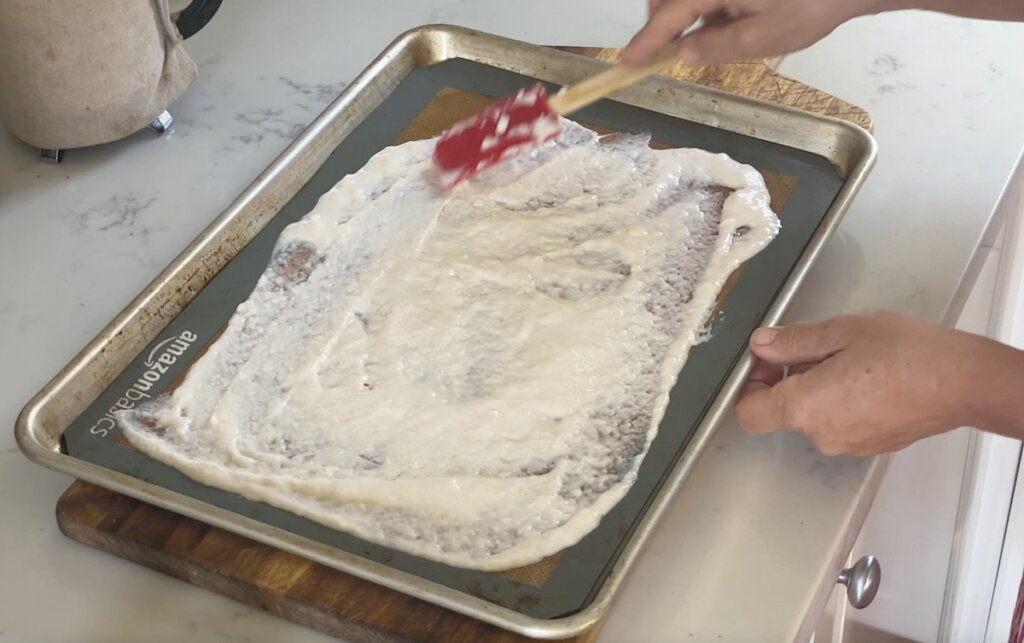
62;58;841;619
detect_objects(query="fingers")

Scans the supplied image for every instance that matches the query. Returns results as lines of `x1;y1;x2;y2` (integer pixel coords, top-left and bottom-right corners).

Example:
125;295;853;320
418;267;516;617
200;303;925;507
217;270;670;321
622;0;712;65
735;376;799;434
748;358;818;385
676;15;775;65
701;8;733;26
750;316;852;366
788;363;816;376
748;357;785;385
741;359;812;433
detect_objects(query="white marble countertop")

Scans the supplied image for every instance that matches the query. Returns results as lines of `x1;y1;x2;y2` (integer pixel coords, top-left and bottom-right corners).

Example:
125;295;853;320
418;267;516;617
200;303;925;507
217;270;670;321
2;3;1023;642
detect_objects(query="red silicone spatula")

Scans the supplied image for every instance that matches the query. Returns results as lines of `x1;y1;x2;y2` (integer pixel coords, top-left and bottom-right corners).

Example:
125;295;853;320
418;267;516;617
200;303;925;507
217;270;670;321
432;44;682;190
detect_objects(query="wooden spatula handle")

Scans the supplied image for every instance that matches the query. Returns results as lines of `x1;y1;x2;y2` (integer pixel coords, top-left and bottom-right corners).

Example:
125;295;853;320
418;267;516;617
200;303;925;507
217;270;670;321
547;43;681;115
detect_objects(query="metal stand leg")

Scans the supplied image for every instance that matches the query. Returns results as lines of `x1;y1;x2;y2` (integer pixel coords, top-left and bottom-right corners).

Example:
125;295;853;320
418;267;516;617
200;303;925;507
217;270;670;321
147;110;174;134
37;111;173;163
39;148;64;163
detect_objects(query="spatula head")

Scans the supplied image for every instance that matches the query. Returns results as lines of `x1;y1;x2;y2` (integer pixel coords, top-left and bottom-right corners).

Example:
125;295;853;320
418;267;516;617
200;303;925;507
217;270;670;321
432;84;563;190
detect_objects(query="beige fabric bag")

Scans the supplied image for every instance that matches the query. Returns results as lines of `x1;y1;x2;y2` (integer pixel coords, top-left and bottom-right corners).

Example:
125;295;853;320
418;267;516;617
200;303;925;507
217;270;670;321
0;0;197;150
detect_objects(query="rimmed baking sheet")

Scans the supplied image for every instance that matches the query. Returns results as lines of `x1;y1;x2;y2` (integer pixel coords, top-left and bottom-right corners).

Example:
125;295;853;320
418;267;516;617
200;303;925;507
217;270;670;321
18;26;876;638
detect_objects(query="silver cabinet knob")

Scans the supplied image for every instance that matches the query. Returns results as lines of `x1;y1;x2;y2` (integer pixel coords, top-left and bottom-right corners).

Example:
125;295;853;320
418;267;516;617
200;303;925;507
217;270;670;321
838;555;881;609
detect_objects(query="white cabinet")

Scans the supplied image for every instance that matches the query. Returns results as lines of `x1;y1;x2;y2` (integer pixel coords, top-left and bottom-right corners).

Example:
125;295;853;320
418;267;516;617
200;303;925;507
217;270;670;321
813;149;1024;643
841;239;1003;643
968;150;1024;643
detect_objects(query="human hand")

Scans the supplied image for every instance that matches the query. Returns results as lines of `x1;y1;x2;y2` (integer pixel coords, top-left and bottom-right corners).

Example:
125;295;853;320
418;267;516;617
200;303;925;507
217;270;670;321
734;313;1016;456
622;0;884;66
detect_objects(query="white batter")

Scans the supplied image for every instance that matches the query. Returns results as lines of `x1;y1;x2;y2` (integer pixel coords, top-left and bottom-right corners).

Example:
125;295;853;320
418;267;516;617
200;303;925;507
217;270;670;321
117;121;780;571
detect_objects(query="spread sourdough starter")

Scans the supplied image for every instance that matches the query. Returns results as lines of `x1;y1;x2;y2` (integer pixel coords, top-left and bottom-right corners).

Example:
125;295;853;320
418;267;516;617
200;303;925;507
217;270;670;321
117;121;780;570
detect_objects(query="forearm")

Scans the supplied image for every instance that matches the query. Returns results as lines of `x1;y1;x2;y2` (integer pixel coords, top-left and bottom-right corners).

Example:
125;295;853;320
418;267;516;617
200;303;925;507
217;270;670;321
863;0;1024;22
625;0;1023;69
964;337;1024;440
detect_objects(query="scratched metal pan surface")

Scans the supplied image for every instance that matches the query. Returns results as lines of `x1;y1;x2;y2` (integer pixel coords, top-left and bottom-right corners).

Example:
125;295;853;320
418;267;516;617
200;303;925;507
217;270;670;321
17;25;876;639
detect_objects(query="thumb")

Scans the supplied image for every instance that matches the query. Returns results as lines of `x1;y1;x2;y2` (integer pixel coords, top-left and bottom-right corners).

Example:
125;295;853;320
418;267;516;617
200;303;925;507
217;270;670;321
750;317;850;366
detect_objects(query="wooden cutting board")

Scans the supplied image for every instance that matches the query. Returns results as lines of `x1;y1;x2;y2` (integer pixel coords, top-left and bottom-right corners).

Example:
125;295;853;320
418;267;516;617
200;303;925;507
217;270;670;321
55;49;872;643
559;48;871;129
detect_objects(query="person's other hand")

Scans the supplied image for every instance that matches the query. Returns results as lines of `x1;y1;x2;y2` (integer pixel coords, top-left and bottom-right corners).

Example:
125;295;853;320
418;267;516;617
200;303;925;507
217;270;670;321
734;313;1009;456
622;0;881;66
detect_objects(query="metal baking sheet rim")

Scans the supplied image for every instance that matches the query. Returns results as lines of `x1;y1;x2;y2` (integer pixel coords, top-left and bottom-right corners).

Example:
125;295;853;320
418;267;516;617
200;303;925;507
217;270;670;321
16;24;877;639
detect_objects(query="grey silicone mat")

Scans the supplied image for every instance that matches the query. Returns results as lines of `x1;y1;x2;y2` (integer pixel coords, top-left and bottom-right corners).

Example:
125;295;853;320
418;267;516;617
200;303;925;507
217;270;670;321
62;58;844;619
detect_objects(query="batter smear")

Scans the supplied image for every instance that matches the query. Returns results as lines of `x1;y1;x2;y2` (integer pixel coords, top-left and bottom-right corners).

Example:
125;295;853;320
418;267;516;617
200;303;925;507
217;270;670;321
118;121;780;570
